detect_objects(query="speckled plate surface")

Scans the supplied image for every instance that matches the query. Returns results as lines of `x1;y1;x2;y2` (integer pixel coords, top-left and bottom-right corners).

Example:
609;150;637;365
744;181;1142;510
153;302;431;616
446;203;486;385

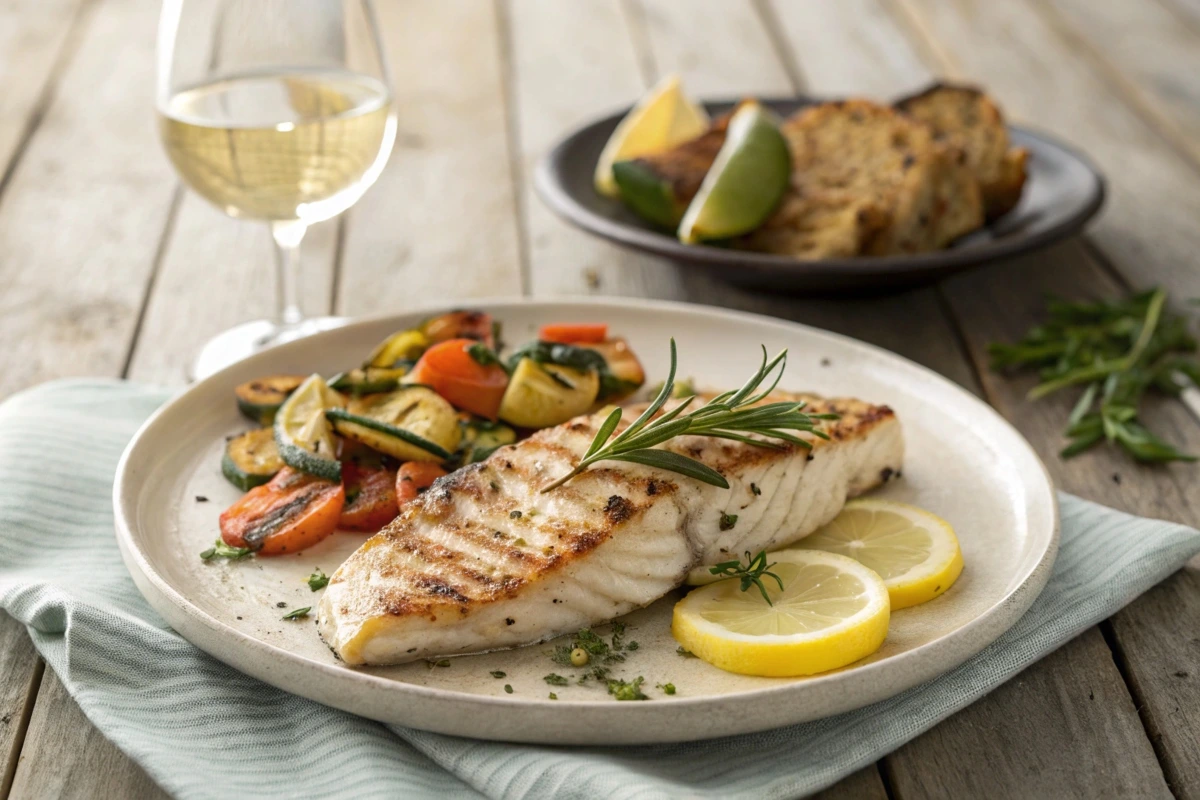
113;297;1058;745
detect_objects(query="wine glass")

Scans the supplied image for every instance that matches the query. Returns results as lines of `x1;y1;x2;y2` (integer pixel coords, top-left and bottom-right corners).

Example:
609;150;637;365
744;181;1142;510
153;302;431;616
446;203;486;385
156;0;396;378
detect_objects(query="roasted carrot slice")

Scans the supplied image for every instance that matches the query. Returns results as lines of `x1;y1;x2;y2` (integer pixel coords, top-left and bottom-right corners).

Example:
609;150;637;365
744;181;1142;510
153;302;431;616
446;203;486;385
408;338;509;420
339;461;400;531
538;322;608;344
395;462;449;505
219;467;344;555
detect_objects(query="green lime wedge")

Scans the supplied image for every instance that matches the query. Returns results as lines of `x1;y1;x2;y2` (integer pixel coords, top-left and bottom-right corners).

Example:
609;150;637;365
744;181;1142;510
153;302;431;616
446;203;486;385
612;159;689;228
677;102;790;244
274;374;345;481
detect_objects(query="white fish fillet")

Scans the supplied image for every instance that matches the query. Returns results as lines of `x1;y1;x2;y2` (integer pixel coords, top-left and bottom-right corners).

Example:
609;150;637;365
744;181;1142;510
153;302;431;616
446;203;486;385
318;393;903;666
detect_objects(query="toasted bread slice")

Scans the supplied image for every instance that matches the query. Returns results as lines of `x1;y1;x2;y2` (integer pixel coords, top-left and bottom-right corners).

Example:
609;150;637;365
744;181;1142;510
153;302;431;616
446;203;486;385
739;189;891;259
778;100;982;255
895;83;1028;219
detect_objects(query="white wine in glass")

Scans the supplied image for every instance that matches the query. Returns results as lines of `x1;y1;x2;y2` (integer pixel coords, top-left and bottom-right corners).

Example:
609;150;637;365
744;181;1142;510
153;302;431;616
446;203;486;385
157;0;396;378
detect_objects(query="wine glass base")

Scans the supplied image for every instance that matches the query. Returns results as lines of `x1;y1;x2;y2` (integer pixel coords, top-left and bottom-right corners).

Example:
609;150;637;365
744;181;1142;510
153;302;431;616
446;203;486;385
189;316;350;381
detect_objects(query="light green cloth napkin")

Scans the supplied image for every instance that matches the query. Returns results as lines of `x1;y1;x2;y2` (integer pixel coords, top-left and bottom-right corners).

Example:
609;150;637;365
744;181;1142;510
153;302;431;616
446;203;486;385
2;380;1198;800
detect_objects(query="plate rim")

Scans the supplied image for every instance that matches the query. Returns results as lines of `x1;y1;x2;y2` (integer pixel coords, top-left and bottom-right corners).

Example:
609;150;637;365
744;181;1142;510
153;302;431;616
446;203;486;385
534;96;1107;283
113;295;1060;744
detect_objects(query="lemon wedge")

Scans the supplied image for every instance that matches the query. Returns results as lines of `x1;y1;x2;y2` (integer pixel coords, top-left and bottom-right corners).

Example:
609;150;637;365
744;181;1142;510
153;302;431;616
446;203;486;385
672;550;890;677
796;499;964;610
676;101;790;244
594;74;710;197
274;374;345;481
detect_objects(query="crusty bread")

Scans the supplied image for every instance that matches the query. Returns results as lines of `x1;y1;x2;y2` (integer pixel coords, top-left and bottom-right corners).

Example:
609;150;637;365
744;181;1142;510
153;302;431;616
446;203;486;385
895;83;1028;219
769;99;982;256
739;189;891;260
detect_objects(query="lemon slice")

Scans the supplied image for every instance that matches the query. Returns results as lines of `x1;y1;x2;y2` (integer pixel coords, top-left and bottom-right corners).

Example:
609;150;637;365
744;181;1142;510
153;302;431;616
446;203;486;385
672;550;889;677
274;374;345;481
796;499;964;610
676;101;791;244
594;74;710;197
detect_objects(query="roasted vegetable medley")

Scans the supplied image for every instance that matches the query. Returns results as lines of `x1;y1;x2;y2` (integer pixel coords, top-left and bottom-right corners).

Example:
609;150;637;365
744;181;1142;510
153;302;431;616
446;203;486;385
216;311;645;556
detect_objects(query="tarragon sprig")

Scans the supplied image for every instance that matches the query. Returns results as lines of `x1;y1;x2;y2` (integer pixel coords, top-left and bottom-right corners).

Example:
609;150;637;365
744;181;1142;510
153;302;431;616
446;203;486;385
709;550;785;605
540;340;837;493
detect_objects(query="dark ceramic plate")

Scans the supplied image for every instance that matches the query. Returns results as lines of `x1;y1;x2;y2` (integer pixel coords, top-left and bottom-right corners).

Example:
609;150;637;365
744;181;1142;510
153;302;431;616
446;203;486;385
535;98;1106;292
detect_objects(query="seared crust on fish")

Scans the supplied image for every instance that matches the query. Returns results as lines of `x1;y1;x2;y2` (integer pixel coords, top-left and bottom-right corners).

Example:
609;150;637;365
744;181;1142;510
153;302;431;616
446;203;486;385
318;393;903;666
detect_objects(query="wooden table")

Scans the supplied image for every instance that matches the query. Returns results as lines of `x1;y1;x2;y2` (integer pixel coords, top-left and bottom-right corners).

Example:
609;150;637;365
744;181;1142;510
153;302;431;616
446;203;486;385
2;0;1199;797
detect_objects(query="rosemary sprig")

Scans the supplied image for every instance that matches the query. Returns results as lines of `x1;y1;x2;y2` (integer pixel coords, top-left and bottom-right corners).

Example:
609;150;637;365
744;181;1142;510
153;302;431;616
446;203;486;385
540;340;837;492
709;550;785;605
988;288;1199;462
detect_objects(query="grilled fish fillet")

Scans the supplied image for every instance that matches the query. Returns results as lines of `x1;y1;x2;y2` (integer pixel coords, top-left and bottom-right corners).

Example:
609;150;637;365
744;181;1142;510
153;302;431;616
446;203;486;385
318;393;903;666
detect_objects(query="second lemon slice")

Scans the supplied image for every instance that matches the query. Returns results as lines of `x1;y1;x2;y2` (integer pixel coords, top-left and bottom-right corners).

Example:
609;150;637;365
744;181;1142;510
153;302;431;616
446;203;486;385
594;75;710;197
672;550;889;677
796;499;964;610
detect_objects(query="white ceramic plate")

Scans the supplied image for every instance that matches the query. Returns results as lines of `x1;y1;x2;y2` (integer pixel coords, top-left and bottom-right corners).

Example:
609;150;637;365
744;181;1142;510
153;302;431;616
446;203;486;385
114;297;1058;745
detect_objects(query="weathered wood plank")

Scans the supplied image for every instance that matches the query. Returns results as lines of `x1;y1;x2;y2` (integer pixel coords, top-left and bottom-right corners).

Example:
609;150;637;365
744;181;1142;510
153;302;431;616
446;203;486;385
766;2;1181;797
0;614;41;800
0;0;86;185
8;671;167;800
335;0;523;316
0;0;178;399
1042;0;1200;168
894;0;1200;300
887;628;1171;799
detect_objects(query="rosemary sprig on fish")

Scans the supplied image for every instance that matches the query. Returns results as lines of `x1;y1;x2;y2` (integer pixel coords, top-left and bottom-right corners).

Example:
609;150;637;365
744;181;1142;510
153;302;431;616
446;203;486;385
541;340;839;493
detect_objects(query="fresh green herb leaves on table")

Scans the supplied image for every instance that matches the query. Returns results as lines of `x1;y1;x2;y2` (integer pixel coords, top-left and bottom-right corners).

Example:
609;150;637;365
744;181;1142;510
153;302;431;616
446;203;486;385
541;340;837;492
988;288;1199;463
200;539;252;561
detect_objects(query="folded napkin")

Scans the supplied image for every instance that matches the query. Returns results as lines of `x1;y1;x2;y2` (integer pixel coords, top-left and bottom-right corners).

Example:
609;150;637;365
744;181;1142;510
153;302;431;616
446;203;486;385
1;380;1198;800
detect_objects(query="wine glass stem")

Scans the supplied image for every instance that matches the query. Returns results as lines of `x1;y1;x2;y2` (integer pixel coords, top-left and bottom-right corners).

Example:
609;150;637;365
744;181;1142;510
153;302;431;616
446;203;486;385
271;219;308;327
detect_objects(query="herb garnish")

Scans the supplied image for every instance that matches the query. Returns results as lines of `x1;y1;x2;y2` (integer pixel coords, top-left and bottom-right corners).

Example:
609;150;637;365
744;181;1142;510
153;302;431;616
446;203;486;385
709;550;784;605
543;673;570;686
466;342;507;371
506;340;638;401
719;513;738;531
607;676;648;701
989;288;1199;462
306;570;329;591
676;646;697;658
750;483;761;496
490;670;506;679
541;341;836;493
504;684;513;694
657;682;676;695
282;606;311;620
549;692;558;700
200;539;252;561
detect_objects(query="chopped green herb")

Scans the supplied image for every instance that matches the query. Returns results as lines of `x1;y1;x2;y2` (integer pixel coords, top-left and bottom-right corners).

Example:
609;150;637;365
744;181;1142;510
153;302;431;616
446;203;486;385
504;684;513;694
549;692;558;700
750;483;761;496
490;670;507;679
306;570;329;591
578;665;611;685
626;641;639;651
709;550;784;605
989;287;1199;462
200;539;252;561
543;673;570;686
607;676;648;701
466;342;507;371
719;513;738;531
657;682;676;695
281;606;311;620
509;510;522;519
677;646;698;658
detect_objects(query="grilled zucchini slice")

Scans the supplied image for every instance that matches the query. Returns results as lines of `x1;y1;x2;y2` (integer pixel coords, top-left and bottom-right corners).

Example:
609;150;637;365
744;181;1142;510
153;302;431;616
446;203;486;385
234;375;306;425
498;358;600;429
329;366;410;396
274;374;346;481
326;386;461;462
365;329;429;369
221;428;283;491
461;419;517;463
